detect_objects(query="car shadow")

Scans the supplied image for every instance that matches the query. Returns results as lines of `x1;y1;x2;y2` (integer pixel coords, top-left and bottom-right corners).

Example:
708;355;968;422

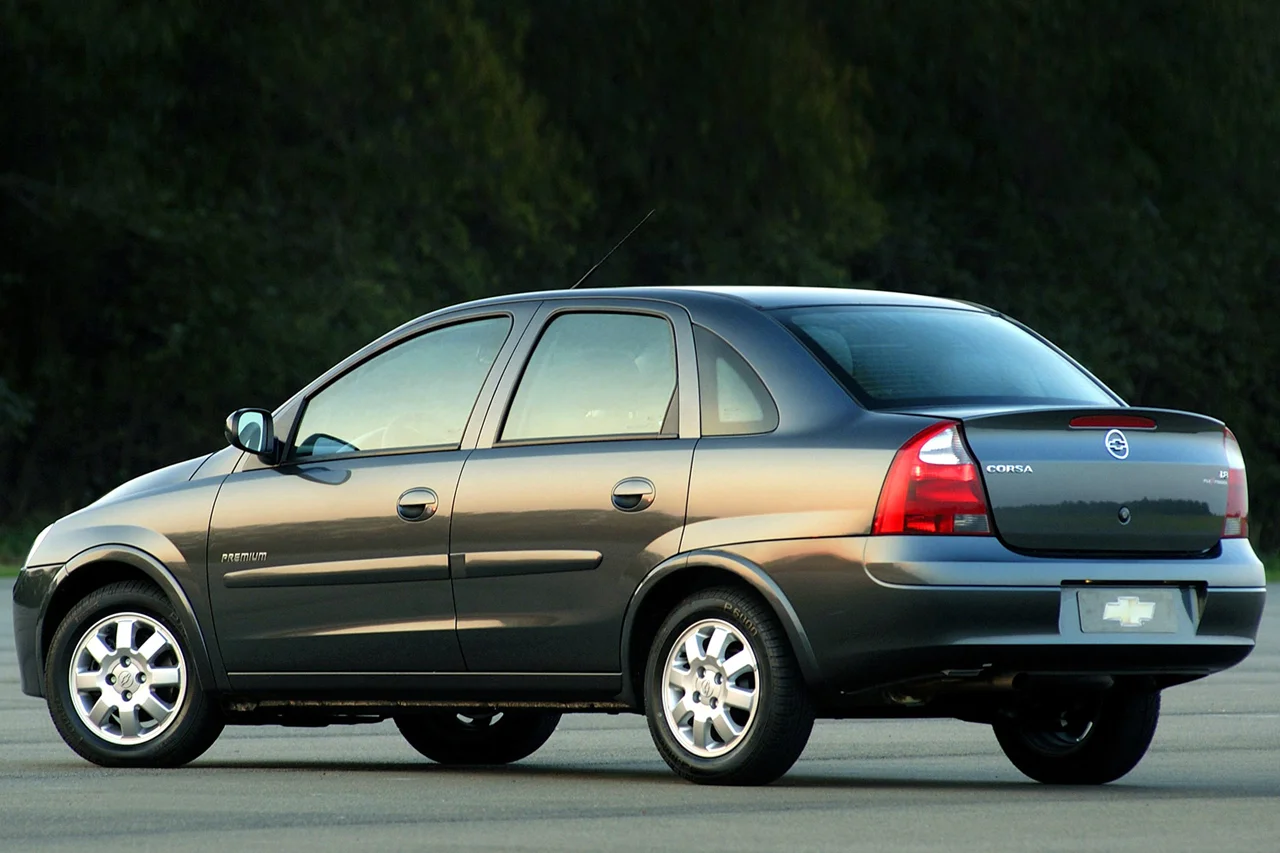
174;758;1270;796
21;756;1275;797
190;759;676;785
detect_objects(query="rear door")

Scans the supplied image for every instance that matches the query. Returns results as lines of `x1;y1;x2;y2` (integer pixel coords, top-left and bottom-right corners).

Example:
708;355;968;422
449;299;699;674
208;310;528;677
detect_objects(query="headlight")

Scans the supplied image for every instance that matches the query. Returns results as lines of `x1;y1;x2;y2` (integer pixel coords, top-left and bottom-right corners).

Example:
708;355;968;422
23;524;53;568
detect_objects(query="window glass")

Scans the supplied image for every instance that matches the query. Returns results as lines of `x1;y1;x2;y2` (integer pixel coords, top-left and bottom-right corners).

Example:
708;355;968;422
292;317;511;459
502;312;677;442
694;326;778;436
775;306;1115;409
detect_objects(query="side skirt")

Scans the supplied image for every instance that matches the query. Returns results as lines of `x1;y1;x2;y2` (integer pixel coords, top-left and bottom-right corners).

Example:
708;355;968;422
223;671;628;721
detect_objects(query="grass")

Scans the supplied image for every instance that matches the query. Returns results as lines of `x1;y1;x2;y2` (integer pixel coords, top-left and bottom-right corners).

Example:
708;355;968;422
1264;553;1280;584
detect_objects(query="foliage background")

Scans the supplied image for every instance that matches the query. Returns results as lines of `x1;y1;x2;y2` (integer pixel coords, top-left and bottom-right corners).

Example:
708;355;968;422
2;0;1277;552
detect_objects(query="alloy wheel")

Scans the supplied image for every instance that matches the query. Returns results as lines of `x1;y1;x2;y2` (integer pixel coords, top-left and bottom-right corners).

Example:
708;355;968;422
67;611;187;745
661;618;761;757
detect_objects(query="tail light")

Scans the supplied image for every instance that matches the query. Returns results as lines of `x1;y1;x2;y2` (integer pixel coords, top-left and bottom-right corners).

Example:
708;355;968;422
1223;428;1249;538
872;421;992;536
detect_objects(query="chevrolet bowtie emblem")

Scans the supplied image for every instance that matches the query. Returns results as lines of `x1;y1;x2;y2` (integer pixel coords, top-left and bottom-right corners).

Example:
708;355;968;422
1102;596;1157;628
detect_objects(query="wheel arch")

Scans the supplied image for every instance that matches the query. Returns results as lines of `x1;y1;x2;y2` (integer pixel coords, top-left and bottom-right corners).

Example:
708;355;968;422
617;550;823;709
36;546;219;696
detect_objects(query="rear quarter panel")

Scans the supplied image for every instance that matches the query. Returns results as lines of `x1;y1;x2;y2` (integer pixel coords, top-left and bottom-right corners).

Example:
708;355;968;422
681;296;942;549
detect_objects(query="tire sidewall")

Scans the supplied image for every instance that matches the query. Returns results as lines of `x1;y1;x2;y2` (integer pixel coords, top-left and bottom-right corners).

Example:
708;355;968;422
994;690;1160;784
45;585;202;766
644;590;777;778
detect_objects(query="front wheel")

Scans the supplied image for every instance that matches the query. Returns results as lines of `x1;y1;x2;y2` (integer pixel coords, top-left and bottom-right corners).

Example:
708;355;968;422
394;710;561;765
993;690;1161;785
44;581;224;767
644;587;814;785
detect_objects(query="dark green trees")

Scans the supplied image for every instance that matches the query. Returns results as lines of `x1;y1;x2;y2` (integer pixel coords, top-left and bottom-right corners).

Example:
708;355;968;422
2;1;1275;545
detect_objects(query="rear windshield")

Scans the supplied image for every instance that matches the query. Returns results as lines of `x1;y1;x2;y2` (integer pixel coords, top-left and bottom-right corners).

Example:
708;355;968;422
775;305;1116;409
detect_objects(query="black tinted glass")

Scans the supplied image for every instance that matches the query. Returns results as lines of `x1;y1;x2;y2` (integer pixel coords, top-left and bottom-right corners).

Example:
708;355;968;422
776;306;1114;409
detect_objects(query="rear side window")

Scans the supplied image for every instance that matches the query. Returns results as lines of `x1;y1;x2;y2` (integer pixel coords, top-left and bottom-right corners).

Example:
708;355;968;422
776;306;1115;409
501;312;678;442
694;326;778;435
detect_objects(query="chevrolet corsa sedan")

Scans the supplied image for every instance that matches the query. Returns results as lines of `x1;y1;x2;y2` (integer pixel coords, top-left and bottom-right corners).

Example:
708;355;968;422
12;287;1266;785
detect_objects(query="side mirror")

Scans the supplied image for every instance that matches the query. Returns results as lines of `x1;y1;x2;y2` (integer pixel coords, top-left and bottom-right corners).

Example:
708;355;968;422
224;408;277;459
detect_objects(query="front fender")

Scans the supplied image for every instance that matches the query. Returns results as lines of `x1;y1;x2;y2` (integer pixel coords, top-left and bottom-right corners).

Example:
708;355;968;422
28;542;223;696
617;549;824;708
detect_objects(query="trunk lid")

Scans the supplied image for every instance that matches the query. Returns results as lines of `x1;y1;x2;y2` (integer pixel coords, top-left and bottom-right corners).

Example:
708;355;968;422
893;406;1229;554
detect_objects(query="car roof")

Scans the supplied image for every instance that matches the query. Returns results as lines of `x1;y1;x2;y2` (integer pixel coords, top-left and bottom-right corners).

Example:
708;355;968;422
431;285;990;315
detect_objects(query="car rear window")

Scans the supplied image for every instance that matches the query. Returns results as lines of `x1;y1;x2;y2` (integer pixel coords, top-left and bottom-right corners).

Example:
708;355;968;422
775;305;1116;409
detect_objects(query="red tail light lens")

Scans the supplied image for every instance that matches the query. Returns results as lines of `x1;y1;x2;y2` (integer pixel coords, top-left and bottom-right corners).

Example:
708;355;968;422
872;421;992;536
1223;428;1249;538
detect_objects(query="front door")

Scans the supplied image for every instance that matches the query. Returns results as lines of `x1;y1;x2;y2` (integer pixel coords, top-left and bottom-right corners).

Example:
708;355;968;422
450;304;699;674
207;314;516;675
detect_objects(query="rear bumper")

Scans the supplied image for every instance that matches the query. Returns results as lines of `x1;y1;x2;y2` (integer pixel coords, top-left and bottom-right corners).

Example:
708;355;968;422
811;583;1260;695
862;535;1266;588
734;536;1265;695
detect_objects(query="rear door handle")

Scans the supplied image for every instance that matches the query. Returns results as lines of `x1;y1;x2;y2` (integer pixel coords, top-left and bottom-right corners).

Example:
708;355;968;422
611;478;655;513
397;488;439;522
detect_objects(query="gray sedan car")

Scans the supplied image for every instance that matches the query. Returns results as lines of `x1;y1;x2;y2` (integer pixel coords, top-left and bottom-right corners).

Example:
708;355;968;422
12;286;1265;785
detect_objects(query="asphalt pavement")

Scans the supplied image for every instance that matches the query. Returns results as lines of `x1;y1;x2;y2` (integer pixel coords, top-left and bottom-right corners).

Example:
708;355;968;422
3;577;1277;853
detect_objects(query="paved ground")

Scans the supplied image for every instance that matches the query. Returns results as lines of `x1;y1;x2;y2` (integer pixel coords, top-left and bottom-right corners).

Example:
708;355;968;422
3;578;1277;853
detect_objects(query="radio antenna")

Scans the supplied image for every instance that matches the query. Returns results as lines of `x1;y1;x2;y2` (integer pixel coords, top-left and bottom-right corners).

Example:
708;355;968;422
569;209;655;289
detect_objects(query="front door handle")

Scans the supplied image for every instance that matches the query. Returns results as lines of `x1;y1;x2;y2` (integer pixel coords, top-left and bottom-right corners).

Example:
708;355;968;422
397;487;439;522
611;477;655;513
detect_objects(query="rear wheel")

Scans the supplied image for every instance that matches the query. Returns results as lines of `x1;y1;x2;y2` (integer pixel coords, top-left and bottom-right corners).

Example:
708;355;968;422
644;587;814;785
44;581;224;767
394;710;561;765
993;690;1160;784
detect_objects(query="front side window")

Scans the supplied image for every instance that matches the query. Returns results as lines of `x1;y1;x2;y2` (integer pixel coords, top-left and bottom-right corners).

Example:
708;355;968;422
776;306;1116;409
292;316;511;459
501;312;678;442
694;326;778;436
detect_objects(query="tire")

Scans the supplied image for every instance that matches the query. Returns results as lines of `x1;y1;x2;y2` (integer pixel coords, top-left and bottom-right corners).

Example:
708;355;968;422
44;580;224;767
644;586;814;785
394;710;561;764
993;690;1161;785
